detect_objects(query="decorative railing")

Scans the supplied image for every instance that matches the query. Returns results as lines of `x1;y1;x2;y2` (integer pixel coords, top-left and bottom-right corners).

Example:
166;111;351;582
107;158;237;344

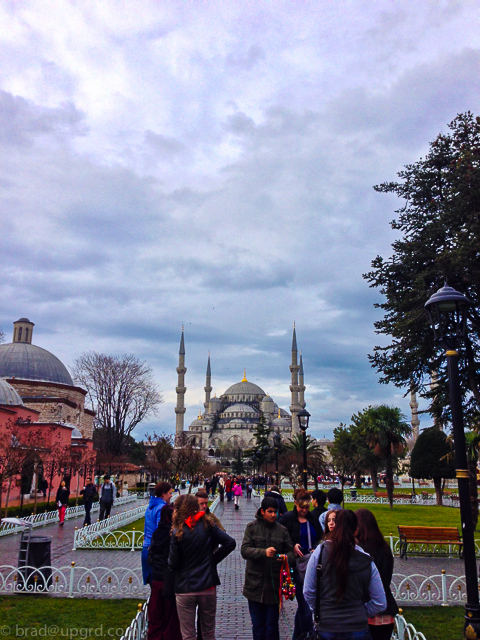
0;562;150;598
0;494;139;537
392;570;468;605
392;613;427;640
73;504;147;550
119;601;148;640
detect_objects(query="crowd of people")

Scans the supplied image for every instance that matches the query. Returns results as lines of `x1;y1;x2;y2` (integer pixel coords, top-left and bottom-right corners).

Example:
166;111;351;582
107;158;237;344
141;480;398;640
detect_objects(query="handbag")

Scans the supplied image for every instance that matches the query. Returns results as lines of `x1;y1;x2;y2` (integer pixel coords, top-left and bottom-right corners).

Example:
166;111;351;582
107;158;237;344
298;545;324;640
295;520;314;582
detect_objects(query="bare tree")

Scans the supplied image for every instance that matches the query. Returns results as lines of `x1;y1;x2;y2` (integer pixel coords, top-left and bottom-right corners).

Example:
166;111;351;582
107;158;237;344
72;352;162;456
171;434;205;493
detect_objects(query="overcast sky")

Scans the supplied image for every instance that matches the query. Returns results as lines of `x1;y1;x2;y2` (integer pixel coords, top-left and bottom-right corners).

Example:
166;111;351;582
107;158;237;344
1;1;479;441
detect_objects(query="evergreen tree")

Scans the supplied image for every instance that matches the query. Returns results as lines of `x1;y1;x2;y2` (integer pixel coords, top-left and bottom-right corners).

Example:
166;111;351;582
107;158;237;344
410;427;456;505
364;112;480;424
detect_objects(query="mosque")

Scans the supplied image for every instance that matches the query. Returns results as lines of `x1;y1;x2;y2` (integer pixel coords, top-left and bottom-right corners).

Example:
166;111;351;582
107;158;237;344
174;325;306;457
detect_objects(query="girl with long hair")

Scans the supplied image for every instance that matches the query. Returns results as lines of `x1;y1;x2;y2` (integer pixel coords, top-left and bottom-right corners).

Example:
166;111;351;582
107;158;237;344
323;509;338;540
303;510;386;640
168;494;236;640
355;508;398;640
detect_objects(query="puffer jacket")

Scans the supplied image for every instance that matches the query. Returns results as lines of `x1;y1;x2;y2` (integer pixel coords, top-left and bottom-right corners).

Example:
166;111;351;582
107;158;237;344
143;496;166;547
241;509;295;604
168;515;236;594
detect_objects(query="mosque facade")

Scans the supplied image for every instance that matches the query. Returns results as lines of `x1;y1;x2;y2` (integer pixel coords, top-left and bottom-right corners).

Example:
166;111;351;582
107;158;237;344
174;326;306;456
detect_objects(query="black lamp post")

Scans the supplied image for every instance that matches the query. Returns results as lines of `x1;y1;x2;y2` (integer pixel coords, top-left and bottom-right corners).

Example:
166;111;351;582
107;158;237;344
425;284;480;638
273;433;281;487
297;409;311;490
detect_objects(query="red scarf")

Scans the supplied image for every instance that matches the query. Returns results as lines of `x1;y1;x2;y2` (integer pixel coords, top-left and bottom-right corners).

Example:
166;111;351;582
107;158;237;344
185;511;205;529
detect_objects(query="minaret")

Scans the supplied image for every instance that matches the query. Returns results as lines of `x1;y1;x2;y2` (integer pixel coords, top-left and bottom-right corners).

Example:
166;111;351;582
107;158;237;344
175;327;187;443
299;351;306;409
290;323;301;434
410;387;420;444
204;353;212;411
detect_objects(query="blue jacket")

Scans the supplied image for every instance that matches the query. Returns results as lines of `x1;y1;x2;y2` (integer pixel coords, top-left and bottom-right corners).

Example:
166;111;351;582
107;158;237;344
143;496;166;547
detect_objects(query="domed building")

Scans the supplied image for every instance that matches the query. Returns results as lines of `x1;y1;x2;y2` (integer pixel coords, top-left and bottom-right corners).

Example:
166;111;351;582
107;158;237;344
174;326;307;457
0;318;94;439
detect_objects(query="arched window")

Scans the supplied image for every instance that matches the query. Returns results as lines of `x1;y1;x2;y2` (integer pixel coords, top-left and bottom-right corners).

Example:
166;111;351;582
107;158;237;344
18;328;22;341
25;328;29;342
209;448;214;456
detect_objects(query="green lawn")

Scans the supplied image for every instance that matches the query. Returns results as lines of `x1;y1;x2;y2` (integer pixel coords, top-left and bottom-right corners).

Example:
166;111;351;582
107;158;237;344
115;517;145;533
0;596;142;640
402;605;465;640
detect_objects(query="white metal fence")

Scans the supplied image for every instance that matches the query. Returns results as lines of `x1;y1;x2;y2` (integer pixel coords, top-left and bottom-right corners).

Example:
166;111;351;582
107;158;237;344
0;494;139;537
73;504;147;550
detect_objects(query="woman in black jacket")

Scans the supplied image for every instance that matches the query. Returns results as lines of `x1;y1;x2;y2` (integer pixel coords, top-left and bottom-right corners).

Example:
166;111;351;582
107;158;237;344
55;481;70;526
147;504;181;640
355;508;399;640
168;494;236;640
278;489;322;640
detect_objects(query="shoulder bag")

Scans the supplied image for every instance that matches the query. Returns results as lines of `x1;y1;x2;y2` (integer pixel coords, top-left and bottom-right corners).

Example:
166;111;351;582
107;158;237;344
298;545;324;640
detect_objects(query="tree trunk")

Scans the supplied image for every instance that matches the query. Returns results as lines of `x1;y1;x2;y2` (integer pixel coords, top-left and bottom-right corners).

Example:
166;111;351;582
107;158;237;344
355;470;362;489
385;456;394;509
433;476;443;505
370;468;379;493
468;460;479;531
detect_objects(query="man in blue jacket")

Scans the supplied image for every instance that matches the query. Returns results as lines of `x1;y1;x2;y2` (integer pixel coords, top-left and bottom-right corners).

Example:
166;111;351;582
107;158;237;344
142;481;173;585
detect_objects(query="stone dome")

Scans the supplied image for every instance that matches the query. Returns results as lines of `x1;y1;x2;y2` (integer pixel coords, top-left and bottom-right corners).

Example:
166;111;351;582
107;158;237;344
0;343;73;386
223;380;265;397
0;378;24;406
224;404;257;414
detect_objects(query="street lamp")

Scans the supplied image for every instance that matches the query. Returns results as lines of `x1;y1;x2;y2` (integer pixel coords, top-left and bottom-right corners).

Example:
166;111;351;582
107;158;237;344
297;409;311;490
425;284;480;639
273;433;281;487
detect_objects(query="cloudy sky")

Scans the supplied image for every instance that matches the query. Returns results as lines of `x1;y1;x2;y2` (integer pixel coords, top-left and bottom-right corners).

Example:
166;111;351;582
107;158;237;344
1;1;479;440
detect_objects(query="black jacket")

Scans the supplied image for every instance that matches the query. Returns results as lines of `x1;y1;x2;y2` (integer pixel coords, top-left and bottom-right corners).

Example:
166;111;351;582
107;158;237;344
80;483;98;503
278;507;322;549
264;490;288;516
56;487;70;506
361;542;398;617
168;519;236;594
310;504;327;526
148;521;176;599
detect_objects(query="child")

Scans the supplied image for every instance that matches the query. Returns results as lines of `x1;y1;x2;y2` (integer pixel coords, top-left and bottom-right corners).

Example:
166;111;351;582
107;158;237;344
318;487;343;532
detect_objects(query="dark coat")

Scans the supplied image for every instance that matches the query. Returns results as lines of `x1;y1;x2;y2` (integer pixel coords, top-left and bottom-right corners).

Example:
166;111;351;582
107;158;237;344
148;521;176;599
241;510;295;605
80;483;97;504
278;506;322;548
264;490;288;516
310;504;327;526
168;519;236;594
56;487;70;506
361;542;398;617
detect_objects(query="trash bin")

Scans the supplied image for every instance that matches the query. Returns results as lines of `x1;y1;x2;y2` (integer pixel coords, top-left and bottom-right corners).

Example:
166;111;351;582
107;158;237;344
18;535;52;591
181;481;186;490
350;488;357;500
148;483;156;497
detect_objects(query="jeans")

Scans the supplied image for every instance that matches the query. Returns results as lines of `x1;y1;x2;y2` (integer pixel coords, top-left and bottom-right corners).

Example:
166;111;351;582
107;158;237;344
293;571;313;639
147;580;182;640
248;600;279;640
83;501;93;527
318;629;372;640
176;589;216;640
99;500;112;521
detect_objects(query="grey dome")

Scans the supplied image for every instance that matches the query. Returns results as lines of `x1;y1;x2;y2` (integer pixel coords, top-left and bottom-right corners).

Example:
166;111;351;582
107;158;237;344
223;381;265;397
0;343;73;386
224;403;257;414
0;379;24;406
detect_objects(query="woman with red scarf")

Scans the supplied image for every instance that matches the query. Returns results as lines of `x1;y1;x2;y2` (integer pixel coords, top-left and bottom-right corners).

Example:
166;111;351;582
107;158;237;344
168;494;236;640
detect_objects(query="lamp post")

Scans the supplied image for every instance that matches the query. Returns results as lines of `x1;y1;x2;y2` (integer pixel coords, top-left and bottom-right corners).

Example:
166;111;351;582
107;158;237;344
425;284;480;638
297;409;311;490
273;433;281;487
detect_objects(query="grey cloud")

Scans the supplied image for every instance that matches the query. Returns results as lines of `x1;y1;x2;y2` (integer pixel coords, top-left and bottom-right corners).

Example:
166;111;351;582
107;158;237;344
226;44;266;70
144;130;184;155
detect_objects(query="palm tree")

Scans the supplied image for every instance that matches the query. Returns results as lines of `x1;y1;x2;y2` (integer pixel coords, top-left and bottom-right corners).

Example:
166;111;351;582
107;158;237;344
284;434;327;487
361;405;411;508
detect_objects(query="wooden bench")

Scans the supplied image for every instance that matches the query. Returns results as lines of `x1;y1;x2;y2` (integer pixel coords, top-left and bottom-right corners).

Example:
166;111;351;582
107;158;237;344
375;492;414;502
398;525;463;559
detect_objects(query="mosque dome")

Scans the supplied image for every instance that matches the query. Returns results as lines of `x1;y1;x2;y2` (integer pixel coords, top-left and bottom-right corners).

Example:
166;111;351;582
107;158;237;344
0;378;24;406
0;343;73;386
223;380;265;397
224;404;258;415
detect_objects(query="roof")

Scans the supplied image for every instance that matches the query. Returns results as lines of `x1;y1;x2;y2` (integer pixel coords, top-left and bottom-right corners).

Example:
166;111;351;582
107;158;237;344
223;380;265;397
0;342;73;386
224;403;258;414
0;378;24;406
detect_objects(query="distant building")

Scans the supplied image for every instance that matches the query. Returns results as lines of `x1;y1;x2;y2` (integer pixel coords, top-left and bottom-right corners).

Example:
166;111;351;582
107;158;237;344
174;325;307;458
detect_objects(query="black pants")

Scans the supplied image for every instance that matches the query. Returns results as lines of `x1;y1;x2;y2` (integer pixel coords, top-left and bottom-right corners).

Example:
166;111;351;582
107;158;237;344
99;501;112;521
83;501;93;526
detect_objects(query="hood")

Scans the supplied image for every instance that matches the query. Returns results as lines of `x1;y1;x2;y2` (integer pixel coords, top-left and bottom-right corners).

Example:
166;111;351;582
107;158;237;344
148;496;166;511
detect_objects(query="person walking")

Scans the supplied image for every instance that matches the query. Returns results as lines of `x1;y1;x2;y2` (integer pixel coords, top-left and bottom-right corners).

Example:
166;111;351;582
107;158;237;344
168;494;236;640
278;489;322;639
233;481;243;510
147;503;182;640
218;476;225;503
318;487;343;532
303;509;387;640
241;496;296;640
224;477;232;501
80;477;98;527
356;508;398;640
56;481;70;526
98;475;115;521
143;481;173;585
246;480;253;499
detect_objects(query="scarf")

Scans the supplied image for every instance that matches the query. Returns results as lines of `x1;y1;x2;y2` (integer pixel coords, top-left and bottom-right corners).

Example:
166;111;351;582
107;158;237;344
185;511;205;529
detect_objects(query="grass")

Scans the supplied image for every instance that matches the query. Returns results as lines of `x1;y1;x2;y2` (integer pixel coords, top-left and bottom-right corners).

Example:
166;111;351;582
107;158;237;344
0;596;142;640
402;605;465;640
114;517;145;534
